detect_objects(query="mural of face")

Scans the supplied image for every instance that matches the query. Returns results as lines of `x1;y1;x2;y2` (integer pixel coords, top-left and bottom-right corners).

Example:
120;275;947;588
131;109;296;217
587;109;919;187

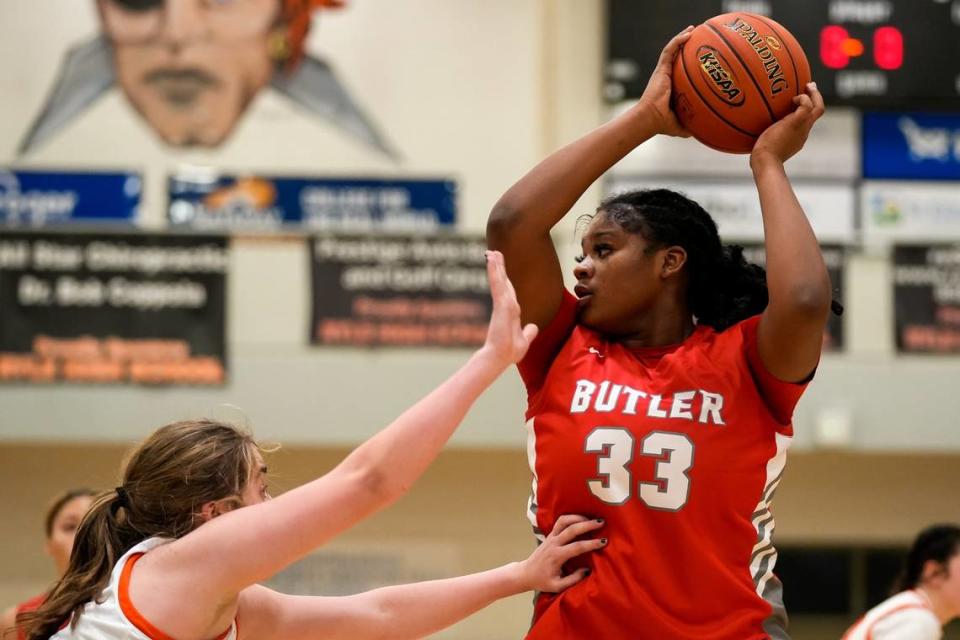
96;0;281;147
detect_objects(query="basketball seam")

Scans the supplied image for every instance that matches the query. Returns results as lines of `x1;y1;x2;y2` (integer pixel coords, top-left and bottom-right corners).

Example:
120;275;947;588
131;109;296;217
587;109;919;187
751;14;801;97
680;44;764;140
705;21;777;125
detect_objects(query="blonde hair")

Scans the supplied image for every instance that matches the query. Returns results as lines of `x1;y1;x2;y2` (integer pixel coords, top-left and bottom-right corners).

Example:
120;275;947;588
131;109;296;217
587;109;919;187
21;419;260;640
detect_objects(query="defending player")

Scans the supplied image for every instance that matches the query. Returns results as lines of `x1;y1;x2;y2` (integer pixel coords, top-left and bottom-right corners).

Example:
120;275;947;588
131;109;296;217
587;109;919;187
19;252;607;640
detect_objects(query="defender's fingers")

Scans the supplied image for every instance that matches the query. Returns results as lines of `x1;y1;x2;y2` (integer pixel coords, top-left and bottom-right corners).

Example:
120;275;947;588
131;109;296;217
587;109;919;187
552;567;592;592
552;518;605;545
559;538;609;561
550;514;590;537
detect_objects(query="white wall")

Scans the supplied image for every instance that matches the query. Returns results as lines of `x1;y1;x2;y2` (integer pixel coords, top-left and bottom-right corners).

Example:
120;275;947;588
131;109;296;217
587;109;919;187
1;0;959;452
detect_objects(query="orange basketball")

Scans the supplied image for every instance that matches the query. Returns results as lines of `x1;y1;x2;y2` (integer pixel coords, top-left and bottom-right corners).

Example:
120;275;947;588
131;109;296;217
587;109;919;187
671;12;811;154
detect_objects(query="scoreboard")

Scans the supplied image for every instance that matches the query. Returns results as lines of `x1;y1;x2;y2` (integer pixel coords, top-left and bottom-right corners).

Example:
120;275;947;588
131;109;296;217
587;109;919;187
606;0;960;108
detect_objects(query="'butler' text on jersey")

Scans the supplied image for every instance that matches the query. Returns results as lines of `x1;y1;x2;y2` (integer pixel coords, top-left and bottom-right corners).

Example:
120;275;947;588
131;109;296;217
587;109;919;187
517;292;809;640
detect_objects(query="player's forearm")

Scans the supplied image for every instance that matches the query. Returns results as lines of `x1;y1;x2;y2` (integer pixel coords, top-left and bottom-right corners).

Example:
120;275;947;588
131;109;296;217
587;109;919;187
488;101;659;238
358;562;528;639
751;154;831;317
336;346;507;503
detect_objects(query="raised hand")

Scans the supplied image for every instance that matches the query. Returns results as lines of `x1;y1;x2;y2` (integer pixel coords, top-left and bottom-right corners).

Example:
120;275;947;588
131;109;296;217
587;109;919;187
516;515;607;593
639;25;695;138
481;250;539;367
751;82;826;165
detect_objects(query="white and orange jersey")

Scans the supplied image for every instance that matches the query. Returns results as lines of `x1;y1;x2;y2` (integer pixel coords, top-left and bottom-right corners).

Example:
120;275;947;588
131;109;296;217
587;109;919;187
51;538;238;640
843;590;942;640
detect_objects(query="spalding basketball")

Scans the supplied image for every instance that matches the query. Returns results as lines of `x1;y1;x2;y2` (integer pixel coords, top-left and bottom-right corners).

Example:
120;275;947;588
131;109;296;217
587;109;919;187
671;13;811;153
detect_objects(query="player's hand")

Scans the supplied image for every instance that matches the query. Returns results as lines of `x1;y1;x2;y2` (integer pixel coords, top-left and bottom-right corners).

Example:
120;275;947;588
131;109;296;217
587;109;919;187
516;515;607;593
751;82;825;166
480;250;538;366
638;25;695;138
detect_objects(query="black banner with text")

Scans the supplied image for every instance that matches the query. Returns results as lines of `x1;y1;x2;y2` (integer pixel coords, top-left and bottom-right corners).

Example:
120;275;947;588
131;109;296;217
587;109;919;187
310;235;490;347
0;233;228;384
894;244;960;353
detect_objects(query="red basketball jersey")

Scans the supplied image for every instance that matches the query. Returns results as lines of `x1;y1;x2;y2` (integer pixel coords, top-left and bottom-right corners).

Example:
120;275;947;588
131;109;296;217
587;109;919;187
519;292;809;640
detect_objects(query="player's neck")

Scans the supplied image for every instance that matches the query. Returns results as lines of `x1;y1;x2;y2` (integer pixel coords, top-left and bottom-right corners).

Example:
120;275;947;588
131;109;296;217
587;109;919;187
617;303;695;350
916;585;954;625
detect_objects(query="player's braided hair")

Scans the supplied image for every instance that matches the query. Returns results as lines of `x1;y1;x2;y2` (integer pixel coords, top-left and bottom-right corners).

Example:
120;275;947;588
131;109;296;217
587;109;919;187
598;189;767;331
894;524;960;592
597;188;841;332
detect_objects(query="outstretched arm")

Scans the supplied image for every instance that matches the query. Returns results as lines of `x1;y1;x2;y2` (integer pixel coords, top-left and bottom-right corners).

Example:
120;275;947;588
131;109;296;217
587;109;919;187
236;516;607;640
487;26;694;328
752;83;833;381
151;253;540;610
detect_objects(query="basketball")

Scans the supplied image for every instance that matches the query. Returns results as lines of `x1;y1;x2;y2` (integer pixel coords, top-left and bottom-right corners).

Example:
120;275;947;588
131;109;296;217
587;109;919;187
671;12;811;154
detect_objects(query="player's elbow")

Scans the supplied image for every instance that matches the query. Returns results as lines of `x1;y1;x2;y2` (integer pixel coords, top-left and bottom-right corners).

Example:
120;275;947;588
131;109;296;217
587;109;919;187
486;200;524;249
776;281;832;321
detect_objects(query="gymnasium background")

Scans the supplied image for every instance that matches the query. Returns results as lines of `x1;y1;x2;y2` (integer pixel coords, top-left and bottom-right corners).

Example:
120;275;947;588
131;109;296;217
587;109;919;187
1;1;958;638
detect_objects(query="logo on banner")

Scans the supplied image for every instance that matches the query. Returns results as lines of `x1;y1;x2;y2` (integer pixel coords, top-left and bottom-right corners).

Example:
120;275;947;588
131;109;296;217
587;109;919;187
898;117;960;162
0;171;77;226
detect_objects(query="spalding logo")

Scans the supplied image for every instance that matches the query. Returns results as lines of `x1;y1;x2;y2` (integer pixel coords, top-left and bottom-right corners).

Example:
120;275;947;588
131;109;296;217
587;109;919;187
697;46;745;106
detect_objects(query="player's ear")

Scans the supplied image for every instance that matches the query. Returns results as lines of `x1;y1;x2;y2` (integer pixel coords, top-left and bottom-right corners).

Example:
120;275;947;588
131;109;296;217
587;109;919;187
659;245;687;279
920;558;948;584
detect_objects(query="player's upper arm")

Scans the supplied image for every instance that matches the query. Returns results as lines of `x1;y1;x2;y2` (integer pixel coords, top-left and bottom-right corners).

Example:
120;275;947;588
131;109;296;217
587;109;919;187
487;205;565;330
237;585;390;640
756;285;831;383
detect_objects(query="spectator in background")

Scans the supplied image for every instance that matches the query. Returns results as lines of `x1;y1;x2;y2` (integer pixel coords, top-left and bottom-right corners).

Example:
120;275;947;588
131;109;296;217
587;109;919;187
20;0;395;157
843;524;960;640
0;489;96;640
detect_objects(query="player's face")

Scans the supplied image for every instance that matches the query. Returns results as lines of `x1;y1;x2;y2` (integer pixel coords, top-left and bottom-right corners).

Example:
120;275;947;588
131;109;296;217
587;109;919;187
45;495;94;575
574;213;667;335
97;0;279;147
941;552;960;614
239;449;270;507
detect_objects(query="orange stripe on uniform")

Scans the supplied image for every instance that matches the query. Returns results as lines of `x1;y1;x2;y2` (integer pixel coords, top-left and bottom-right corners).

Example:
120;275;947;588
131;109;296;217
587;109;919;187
119;553;234;640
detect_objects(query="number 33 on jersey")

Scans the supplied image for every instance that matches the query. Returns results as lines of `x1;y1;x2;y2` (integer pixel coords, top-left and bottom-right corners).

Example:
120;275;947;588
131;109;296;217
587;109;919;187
518;295;810;639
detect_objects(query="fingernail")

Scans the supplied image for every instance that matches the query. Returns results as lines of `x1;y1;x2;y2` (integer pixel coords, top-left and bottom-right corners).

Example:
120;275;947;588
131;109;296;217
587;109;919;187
809;81;817;89
600;538;608;545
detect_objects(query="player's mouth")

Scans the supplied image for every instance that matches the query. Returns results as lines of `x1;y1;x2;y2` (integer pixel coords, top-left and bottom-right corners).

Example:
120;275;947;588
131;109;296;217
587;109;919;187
574;284;593;307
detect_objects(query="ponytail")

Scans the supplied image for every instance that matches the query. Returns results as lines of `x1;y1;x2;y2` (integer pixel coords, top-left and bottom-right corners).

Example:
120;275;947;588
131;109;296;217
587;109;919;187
893;524;960;593
20;419;259;638
599;189;842;331
20;490;140;639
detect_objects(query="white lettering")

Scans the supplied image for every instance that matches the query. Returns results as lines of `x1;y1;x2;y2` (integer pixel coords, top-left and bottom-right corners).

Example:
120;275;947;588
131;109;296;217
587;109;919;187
571;379;596;413
594;381;623;412
647;394;668;418
622;386;647;415
670;391;696;420
699;391;726;425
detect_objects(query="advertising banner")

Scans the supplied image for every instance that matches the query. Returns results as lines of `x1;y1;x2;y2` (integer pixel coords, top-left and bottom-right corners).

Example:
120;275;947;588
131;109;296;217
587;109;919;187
0;233;227;385
310;235;489;348
170;173;456;233
863;182;960;242
606;177;857;244
0;169;141;227
893;244;960;353
863;113;960;180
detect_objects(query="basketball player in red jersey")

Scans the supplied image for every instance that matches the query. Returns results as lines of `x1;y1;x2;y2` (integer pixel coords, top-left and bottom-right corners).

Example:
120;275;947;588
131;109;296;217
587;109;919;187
487;27;835;640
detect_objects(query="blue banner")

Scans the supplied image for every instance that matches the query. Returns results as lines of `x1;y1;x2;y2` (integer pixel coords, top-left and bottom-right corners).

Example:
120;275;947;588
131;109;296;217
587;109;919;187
168;174;456;232
863;113;960;180
0;170;141;227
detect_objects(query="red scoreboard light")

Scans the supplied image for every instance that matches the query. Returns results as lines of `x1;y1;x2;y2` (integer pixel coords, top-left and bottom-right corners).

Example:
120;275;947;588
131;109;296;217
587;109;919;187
820;25;903;71
874;26;904;70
